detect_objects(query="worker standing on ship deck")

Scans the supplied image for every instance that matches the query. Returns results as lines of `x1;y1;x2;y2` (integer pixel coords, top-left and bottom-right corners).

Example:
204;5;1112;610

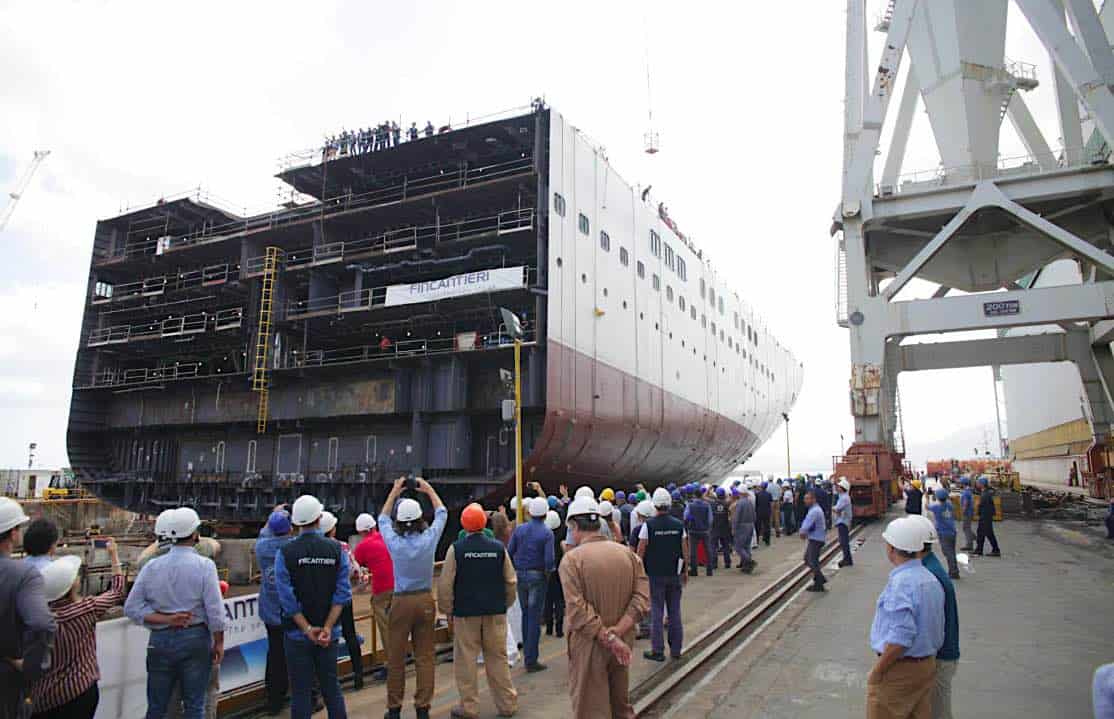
507;496;555;673
834;478;854;567
379;477;448;719
972;478;1001;557
352;511;393;682
867;516;945;719
798;491;827;592
958;479;976;551
710;487;733;570
439;503;518;719
255;507;295;715
559;497;649;719
124;507;225;719
638;488;688;662
683;489;713;577
273;496;351;719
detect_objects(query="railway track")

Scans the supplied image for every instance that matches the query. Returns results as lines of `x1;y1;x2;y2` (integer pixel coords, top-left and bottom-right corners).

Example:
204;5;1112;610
631;523;868;717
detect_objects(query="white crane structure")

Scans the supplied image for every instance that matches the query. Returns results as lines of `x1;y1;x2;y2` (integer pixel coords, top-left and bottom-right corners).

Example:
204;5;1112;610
834;0;1114;477
0;150;50;234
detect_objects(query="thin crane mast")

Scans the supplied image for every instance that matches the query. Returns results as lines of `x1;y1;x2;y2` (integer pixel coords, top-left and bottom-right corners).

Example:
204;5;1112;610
0;150;51;233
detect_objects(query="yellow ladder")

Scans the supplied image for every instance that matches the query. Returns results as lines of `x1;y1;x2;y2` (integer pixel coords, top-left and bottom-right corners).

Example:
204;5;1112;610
253;247;281;433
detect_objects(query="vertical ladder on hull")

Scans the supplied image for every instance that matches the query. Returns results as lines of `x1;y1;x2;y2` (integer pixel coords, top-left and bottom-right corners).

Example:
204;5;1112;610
835;236;849;328
253;247;281;434
893;384;906;455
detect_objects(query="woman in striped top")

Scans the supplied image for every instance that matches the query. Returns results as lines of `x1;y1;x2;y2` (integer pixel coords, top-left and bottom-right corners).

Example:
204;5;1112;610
31;538;125;719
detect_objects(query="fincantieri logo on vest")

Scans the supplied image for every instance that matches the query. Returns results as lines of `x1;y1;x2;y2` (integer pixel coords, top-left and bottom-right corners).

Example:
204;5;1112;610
297;557;337;566
463;551;501;559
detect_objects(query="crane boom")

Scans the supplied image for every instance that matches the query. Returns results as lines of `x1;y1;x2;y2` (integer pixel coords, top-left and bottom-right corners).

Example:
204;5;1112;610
0;150;50;233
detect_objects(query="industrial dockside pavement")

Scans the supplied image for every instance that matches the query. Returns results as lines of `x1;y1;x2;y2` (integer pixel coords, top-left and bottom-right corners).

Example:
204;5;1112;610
276;531;815;718
698;515;1114;719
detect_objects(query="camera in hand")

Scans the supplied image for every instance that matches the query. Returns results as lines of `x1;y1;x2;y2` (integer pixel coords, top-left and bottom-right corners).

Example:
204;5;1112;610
404;474;418;492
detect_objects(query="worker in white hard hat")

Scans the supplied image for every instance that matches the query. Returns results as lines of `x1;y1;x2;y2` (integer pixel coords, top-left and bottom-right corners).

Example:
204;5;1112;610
559;496;649;719
29;538;124;718
834;478;854;567
867;516;945;719
351;510;392;682
124;507;226;719
637;488;688;662
0;497;55;719
543;509;566;638
597;500;621;542
272;495;351;719
507;496;555;672
137;509;222;573
909;513;961;719
319;511;364;691
574;486;595;500
378;477;447;719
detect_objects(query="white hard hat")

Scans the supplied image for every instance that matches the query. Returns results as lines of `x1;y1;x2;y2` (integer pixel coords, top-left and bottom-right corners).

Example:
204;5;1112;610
168;507;202;540
598;500;614;517
291;495;324;526
0;497;30;535
528;497;548;518
396;498;423;523
544;510;561;531
355;513;375;532
153;509;176;540
574;486;595;500
636;499;655;518
509;496;520;511
908;514;938;544
41;555;82;602
566;496;600;519
882;517;925;553
652;488;672;508
320;511;338;535
838;478;851;491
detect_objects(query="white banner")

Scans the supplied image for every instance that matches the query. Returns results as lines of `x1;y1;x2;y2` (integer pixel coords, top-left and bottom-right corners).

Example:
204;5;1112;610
384;265;524;307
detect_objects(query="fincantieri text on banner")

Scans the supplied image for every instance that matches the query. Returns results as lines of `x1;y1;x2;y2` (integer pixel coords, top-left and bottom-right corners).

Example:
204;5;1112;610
384;265;526;307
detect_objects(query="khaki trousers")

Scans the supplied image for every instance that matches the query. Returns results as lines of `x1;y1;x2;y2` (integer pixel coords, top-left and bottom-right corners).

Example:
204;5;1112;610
867;656;936;719
567;631;635;719
371;591;392;653
387;591;436;710
452;614;517;717
932;659;956;719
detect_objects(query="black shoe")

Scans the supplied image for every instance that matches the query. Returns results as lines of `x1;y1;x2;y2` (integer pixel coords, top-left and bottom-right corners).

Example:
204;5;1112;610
972;551;984;556
837;560;850;567
525;662;547;673
948;571;961;579
688;570;698;577
373;667;388;681
989;550;1001;557
670;653;682;660
556;626;564;638
545;625;553;636
416;708;431;719
643;651;666;662
353;675;364;691
959;545;973;551
805;584;826;592
384;709;401;719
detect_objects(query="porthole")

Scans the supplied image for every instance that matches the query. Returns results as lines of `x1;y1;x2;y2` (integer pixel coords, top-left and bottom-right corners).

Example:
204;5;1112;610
581;273;588;283
603;288;609;297
556;257;563;268
623;300;628;309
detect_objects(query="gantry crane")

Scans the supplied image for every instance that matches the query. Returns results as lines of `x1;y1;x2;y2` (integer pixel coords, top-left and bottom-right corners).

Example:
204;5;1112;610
0;150;50;234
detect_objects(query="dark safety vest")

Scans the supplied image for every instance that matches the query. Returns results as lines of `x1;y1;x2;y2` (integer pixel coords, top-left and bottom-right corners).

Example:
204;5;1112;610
712;499;731;533
670;500;686;521
644;514;685;577
451;533;508;617
281;532;341;630
686;499;711;532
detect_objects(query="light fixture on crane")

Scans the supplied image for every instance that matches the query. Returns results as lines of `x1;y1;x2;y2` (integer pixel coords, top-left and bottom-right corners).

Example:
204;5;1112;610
0;150;51;234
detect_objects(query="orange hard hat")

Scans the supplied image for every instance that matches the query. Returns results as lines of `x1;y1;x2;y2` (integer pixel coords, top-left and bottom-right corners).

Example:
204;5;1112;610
461;503;487;533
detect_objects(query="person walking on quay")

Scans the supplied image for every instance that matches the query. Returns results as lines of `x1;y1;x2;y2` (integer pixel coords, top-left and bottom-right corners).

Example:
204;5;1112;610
798;491;828;592
273;496;351;719
834;478;854;567
958;479;976;551
908;516;960;719
637;488;688;662
972;477;1001;557
905;479;924;516
927;489;960;579
352;511;393;681
753;482;773;546
508;497;555;673
0;498;55;719
683;488;713;576
780;482;796;534
731;485;757;574
379;477;448;719
439;504;518;719
30;539;125;719
867;516;945;719
256;507;294;714
559;497;649;719
124;508;225;719
710;487;733;570
320;511;364;690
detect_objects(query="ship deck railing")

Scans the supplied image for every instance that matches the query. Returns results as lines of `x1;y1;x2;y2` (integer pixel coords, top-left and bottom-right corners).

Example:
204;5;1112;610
96;155;535;266
86;306;243;347
92;263;238;306
280;329;536;371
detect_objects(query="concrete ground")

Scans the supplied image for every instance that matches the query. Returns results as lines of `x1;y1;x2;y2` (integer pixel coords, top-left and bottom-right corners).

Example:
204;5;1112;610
695;516;1114;719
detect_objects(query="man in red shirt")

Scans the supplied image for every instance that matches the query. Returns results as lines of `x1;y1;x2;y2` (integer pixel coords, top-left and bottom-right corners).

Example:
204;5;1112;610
352;512;394;676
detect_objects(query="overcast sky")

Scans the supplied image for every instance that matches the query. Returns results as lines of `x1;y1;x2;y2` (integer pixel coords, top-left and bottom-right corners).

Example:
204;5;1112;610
0;0;1073;473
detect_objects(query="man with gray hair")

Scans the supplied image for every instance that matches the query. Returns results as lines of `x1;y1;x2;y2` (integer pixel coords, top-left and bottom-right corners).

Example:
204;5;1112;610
731;487;757;574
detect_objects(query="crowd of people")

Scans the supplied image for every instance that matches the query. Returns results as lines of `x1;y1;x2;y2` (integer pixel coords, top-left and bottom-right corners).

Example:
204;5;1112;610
322;120;439;161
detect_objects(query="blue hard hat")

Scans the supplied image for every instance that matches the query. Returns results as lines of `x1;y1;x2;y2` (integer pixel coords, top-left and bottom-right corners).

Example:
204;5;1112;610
667;483;676;492
615;490;626;502
670;489;681;501
731;487;741;497
547;495;559;509
760;481;768;489
267;510;292;536
977;476;989;485
715;487;726;498
732;479;742;486
935;488;949;501
959;477;970;485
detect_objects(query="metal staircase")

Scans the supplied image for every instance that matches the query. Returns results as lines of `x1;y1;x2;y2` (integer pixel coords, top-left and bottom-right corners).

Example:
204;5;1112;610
252;247;282;433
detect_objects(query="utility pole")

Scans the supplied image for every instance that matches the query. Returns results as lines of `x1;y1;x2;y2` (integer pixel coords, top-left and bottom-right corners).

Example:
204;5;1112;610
782;413;791;478
500;308;526;523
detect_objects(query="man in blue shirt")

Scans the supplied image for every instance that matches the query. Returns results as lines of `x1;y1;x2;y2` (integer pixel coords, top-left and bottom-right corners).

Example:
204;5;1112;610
255;507;294;715
958;478;975;551
867;516;945;719
508;496;555;673
928;488;960;579
798;491;827;591
379;477;447;719
833;478;854;567
911;515;960;719
274;495;350;719
683;491;714;577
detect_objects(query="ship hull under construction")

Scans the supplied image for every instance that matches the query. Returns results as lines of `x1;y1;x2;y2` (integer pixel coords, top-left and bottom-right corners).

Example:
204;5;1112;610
66;106;801;523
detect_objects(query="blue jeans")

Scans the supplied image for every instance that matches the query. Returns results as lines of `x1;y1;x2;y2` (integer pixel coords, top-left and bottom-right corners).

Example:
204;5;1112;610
649;575;684;656
781;504;796;533
145;626;212;719
285;636;347;719
516;570;548;666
